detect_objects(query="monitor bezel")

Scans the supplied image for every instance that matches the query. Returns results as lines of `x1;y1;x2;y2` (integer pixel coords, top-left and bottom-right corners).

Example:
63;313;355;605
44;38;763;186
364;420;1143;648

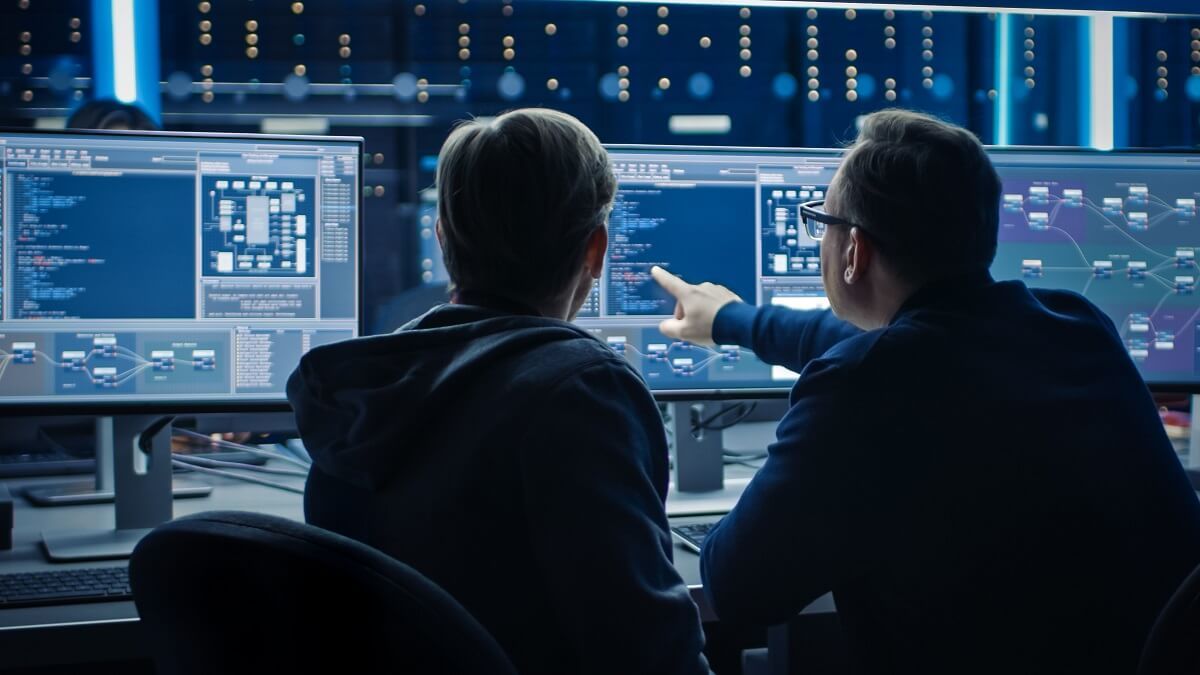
0;126;365;416
605;143;1200;398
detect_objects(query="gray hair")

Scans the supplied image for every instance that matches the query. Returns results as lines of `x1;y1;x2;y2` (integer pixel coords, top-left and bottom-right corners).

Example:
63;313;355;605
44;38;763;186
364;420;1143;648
436;108;616;305
836;109;1001;283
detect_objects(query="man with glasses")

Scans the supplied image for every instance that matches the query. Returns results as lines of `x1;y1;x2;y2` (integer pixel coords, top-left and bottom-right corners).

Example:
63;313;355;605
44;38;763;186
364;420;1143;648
652;109;1200;673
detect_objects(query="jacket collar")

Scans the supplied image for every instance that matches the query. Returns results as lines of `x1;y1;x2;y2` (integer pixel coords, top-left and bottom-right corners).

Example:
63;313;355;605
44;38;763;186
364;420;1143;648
891;269;995;324
451;289;544;317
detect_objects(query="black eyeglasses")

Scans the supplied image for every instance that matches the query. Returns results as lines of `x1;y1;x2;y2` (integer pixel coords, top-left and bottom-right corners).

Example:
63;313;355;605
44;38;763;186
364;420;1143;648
798;199;863;242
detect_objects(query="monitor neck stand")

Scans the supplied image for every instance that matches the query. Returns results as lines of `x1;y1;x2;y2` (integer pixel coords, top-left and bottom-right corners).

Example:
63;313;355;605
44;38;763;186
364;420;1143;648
23;416;210;507
672;402;726;493
40;415;188;562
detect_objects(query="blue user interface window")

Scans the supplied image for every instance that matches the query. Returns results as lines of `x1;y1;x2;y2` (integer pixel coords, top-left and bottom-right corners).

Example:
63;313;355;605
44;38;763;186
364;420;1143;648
0;131;361;406
988;150;1200;387
579;147;841;395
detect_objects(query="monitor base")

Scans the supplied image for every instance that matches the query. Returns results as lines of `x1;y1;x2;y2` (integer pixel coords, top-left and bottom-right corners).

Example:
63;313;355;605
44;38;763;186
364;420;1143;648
24;479;212;507
41;528;152;562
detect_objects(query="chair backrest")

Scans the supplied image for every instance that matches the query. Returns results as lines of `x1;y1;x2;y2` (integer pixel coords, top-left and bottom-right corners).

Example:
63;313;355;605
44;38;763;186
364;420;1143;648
130;510;518;675
1139;561;1200;675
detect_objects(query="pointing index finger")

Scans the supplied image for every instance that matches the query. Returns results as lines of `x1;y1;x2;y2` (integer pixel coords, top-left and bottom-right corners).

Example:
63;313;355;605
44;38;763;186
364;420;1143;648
650;265;689;298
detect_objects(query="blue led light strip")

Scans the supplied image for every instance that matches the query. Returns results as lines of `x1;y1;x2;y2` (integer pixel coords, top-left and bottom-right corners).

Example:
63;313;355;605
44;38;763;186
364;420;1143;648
994;13;1012;146
1087;14;1115;150
90;0;161;123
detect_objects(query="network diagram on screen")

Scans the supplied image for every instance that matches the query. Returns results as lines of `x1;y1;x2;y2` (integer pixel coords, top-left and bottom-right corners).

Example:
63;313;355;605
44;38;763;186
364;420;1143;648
989;150;1200;385
0;131;359;404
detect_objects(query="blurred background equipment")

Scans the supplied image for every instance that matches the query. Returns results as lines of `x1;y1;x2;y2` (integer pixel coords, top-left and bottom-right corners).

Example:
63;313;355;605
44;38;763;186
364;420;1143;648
3;0;1198;335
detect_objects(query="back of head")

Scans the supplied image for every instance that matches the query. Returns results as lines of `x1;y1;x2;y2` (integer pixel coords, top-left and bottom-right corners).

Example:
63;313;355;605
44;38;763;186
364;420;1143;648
837;109;1001;284
436;108;615;306
67;99;159;131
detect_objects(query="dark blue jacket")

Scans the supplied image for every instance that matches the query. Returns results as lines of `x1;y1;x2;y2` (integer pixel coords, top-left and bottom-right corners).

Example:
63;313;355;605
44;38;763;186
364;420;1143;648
287;300;709;675
703;272;1200;674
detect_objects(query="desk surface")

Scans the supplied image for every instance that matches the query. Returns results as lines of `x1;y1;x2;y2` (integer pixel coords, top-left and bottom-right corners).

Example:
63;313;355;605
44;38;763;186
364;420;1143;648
0;463;832;670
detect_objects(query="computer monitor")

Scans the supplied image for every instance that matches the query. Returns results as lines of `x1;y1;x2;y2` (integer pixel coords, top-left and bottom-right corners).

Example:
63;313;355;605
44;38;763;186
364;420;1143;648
407;144;1200;395
576;145;841;397
0;129;362;411
987;148;1200;390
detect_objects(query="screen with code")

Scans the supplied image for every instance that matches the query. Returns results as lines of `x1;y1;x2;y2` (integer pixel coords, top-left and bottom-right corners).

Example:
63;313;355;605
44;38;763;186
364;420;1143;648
0;130;361;407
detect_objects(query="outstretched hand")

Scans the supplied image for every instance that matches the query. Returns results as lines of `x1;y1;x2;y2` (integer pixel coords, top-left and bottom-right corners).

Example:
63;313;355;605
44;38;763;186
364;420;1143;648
650;266;742;347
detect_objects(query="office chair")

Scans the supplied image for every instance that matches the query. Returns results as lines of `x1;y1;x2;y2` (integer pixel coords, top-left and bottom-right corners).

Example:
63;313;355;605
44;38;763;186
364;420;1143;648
130;510;518;675
1139;561;1200;675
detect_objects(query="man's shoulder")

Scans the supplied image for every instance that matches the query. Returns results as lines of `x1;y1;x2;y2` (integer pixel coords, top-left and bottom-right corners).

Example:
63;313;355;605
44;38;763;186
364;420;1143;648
790;328;889;397
1024;284;1114;323
518;331;650;395
535;329;632;369
805;325;890;373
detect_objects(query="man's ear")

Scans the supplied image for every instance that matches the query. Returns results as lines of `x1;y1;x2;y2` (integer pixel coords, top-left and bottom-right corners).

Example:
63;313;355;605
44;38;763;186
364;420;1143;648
435;219;445;250
585;225;608;279
843;226;873;285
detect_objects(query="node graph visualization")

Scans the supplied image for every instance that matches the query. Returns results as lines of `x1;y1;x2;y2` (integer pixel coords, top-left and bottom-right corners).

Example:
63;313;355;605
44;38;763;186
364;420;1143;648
201;175;316;277
990;152;1200;384
586;324;773;388
0;331;230;398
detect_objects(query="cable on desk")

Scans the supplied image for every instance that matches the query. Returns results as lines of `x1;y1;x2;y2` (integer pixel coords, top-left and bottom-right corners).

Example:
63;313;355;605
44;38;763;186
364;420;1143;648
723;448;768;468
172;453;309;477
723;450;768;460
170;459;305;495
283;439;312;464
692;402;758;433
725;459;766;469
174;428;311;469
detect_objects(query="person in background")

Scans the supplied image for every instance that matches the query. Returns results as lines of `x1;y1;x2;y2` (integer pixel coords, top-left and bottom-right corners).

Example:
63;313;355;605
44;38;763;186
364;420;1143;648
66;99;159;131
288;108;710;675
653;108;1200;674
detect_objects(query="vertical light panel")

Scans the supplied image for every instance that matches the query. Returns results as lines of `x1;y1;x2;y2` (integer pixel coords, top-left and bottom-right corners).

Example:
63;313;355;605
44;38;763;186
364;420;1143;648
1111;17;1131;148
994;13;1013;146
1088;13;1115;150
111;0;137;103
90;0;161;123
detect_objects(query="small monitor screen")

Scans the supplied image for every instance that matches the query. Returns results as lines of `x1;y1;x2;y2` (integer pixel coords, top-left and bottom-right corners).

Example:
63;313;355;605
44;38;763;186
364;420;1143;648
0;130;361;407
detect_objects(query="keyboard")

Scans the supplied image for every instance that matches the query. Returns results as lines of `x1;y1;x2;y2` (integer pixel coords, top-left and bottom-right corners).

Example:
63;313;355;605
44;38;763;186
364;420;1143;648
671;522;719;553
0;566;131;609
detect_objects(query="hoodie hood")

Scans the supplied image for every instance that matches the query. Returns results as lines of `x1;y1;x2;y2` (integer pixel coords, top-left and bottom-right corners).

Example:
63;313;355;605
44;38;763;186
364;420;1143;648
287;303;601;490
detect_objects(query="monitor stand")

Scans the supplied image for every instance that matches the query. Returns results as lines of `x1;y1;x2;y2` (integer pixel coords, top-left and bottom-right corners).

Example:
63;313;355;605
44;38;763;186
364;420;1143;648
41;415;189;562
672;402;726;493
23;416;210;506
